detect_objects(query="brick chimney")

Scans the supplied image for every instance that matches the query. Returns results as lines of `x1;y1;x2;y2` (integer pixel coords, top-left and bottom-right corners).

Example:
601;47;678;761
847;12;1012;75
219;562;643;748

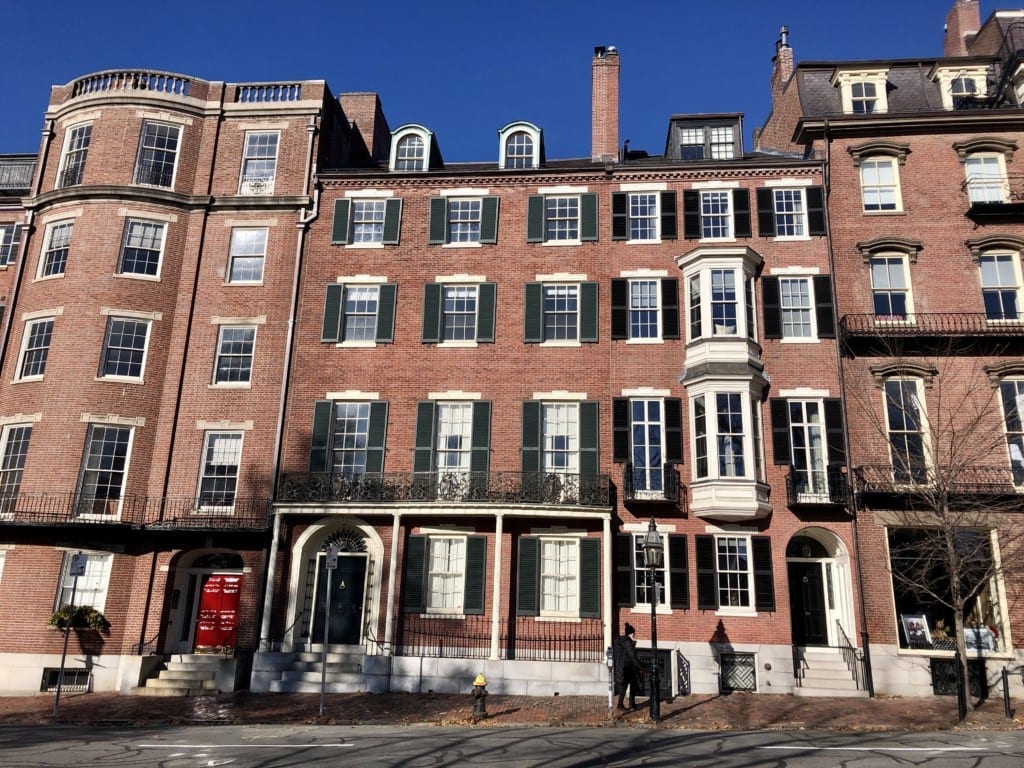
770;26;794;106
591;46;620;162
944;0;981;57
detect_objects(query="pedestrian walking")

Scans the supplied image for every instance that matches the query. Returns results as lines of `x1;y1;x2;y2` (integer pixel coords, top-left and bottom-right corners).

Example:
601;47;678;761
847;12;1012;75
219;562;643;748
613;622;641;710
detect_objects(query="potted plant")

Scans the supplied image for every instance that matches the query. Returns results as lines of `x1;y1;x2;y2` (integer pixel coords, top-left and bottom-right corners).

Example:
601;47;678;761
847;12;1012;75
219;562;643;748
47;605;110;634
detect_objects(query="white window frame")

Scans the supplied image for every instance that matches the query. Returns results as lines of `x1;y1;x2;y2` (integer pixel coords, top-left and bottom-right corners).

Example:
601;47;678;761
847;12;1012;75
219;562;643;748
446;198;483;244
238;130;279;195
772;188;809;238
330;401;372;479
699;190;733;241
787;399;829;501
118;219;166;279
38;220;73;279
425;534;467;614
0;423;32;513
134;121;181;188
883;378;930;485
341;284;380;344
691;389;760;481
440;284;479;343
544;195;581;243
434;402;473;498
213;325;256;386
56;552;113;612
227;227;267;284
16;317;54;381
0;224;18;267
197;430;243;510
351;199;388;244
77;424;134;518
630;531;668;607
543;402;580;479
998;378;1024;485
779;276;816;339
833;69;889;114
99;316;152;381
859;157;903;212
627;278;662;341
965;153;1009;204
714;534;755;612
933;66;990;110
542;283;581;343
58;123;92;188
627;398;666;498
979;251;1023;322
870;254;914;322
539;536;579;617
627;191;660;242
498;122;541;169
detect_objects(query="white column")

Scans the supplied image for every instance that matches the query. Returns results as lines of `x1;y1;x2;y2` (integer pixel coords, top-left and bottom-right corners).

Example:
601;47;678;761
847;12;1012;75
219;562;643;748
383;513;402;656
258;510;282;649
603;515;613;652
490;512;504;660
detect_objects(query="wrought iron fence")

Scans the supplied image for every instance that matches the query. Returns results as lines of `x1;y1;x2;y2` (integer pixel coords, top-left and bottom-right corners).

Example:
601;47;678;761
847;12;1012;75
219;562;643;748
134;162;174;188
0;158;35;190
238;175;276;195
784;465;849;507
852;464;1022;496
840;313;1024;338
277;470;611;508
621;463;682;507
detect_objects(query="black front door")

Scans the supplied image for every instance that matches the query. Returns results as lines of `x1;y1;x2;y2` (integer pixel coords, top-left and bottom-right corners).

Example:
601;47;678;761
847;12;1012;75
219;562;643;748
312;555;366;645
788;561;828;646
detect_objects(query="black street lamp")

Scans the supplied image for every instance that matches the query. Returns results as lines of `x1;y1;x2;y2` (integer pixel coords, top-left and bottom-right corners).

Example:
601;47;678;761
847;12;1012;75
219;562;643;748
641;517;663;722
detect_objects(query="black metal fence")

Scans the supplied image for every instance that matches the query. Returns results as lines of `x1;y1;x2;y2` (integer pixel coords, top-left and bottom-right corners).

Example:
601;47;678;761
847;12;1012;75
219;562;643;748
840;312;1024;338
852;464;1022;497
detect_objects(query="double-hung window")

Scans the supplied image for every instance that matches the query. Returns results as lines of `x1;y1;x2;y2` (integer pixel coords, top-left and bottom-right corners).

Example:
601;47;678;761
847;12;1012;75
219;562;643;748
427;195;499;245
611;190;677;242
422;282;497;344
979;253;1022;321
526;192;598;244
676;122;740;160
998;379;1024;484
413;399;491;499
331;197;403;246
521;399;600;503
426;536;465;611
769;397;845;501
100;317;151;379
17;318;54;379
851;81;878;113
308;400;389;478
756;186;826;238
761;275;835;340
610;278;680;342
517;534;600;618
685;254;760;343
321;281;397;346
134;121;180;188
614;531;689;609
524;280;598;344
964;154;1008;204
859;157;901;212
198;431;242;508
39;221;73;278
683;188;751;240
834;69;889;114
56;552;113;612
0;424;32;513
213;326;255;384
58;124;92;188
692;391;764;482
118;219;165;278
403;533;486;615
613;396;683;499
884;379;928;484
0;224;21;267
239;131;278;194
78;424;133;516
227;228;267;283
701;191;732;239
771;189;808;237
870;255;912;321
695;534;775;612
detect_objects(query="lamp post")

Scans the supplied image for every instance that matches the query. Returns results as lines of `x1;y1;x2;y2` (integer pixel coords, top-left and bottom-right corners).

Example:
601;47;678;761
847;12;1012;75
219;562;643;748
641;517;663;722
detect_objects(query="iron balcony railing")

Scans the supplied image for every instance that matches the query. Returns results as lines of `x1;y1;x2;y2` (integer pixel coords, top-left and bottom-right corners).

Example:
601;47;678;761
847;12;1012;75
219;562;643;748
0;158;35;191
621;463;683;507
784;465;849;507
0;492;272;531
840;313;1024;339
852;464;1023;497
134;162;174;188
59;165;84;188
238;174;276;195
277;470;612;508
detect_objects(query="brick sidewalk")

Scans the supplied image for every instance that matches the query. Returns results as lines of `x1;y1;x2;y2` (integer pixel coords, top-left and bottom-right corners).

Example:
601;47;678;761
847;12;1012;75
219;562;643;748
0;691;1021;731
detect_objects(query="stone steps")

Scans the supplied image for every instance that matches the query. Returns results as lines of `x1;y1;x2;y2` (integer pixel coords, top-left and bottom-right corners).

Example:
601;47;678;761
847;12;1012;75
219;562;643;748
132;654;225;697
793;649;870;698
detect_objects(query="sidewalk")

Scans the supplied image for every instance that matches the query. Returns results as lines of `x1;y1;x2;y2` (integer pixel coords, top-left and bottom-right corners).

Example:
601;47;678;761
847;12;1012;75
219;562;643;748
0;690;1021;731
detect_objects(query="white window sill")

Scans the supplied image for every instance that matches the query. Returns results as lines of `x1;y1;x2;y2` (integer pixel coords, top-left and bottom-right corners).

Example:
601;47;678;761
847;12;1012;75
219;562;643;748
698;237;737;244
630;605;672;615
419;612;467;619
626;238;662;245
12;376;43;384
115;273;162;282
224;280;265;287
715;607;757;618
774;235;812;242
625;337;664;345
442;241;482;249
437;340;479;348
539;340;582;348
535;615;582;623
97;375;144;385
34;274;65;282
338;340;377;348
344;242;386;249
542;240;582;246
209;382;253;390
862;209;905;216
779;336;820;344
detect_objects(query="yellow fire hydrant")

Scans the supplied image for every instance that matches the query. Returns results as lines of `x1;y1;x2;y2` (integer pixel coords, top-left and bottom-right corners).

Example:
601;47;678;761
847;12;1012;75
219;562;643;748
472;673;488;719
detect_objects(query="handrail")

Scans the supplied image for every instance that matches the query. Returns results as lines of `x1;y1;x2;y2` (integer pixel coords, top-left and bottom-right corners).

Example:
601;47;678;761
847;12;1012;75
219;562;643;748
836;620;863;690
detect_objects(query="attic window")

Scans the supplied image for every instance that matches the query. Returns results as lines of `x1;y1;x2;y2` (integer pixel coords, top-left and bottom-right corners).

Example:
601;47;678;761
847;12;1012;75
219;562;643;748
832;69;889;115
389;125;432;172
498;122;542;170
931;66;990;110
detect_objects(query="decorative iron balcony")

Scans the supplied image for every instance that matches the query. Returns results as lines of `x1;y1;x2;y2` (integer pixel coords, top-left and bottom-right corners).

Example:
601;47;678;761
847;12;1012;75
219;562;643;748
238;175;276;195
621;463;683;508
134;162;174;188
277;471;612;508
840;313;1024;339
0;157;35;191
0;492;272;531
784;465;849;507
852;464;1023;498
58;165;84;188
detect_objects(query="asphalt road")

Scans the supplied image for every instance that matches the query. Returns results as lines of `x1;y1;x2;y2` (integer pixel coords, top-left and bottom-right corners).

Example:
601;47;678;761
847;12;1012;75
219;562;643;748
1;725;1023;767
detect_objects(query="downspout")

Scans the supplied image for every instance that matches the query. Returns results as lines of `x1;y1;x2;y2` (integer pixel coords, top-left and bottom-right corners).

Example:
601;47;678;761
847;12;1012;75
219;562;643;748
822;118;874;696
258;113;320;649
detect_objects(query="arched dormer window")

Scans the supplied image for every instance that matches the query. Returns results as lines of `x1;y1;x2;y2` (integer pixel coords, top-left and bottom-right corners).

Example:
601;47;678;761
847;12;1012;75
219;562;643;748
498;122;543;170
389;125;437;172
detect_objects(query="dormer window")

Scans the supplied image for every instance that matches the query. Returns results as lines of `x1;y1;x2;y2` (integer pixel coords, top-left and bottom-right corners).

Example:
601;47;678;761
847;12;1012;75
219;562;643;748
832;69;889;115
389;125;434;172
670;116;743;161
498;122;542;170
932;65;990;110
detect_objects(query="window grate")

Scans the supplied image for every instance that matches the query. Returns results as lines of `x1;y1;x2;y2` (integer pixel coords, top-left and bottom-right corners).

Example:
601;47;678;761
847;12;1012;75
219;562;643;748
720;652;756;692
41;667;90;693
929;658;987;697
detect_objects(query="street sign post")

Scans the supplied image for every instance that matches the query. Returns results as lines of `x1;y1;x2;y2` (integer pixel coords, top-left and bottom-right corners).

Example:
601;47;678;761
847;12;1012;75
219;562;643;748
54;552;87;720
320;545;339;715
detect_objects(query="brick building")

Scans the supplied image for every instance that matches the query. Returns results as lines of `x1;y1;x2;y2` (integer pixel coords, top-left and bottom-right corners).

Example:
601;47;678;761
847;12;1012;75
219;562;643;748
758;0;1024;697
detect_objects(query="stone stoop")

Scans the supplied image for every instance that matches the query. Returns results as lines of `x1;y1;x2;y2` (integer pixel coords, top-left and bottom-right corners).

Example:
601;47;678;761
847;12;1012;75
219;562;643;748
793;648;870;698
131;654;224;697
268;649;366;694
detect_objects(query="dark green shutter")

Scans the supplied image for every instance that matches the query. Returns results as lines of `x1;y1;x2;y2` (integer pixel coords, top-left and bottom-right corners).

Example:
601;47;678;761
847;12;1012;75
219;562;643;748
464;536;486;615
612;397;630;463
321;284;344;342
413;401;436;474
375;284;397;343
580;281;599;342
611;279;628;340
579;538;600;617
770;398;791;465
476;283;496;342
807;187;826;236
669;534;689;609
524;282;542;342
403;535;426;612
824;398;847;466
660;191;677;240
382;198;402;244
696;535;718;610
521;401;541;474
733;188;752;238
309;400;333;473
752;536;776;612
661;278;680;339
470;401;491;473
665;398;683;464
762;276;782;340
365;401;388;474
580;193;598;241
517;536;539;616
611;192;628;240
480;196;499;244
814;275;835;338
682;190;700;239
422;283;442;343
331;199;351;244
614;533;635;607
756;188;775;237
428;197;448;244
526;195;545;242
579;401;600;478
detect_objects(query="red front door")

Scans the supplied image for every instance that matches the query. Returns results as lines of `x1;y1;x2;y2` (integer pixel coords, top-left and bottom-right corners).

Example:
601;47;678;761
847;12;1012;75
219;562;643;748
194;574;241;650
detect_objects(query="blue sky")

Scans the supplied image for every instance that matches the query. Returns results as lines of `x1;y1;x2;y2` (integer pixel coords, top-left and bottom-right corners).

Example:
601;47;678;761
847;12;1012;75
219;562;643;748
0;1;982;161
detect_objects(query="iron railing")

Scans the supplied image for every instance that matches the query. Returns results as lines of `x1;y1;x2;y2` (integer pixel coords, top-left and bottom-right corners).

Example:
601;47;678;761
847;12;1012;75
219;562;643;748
59;165;84;188
238;175;276;195
621;463;682;507
840;313;1024;338
0;492;272;530
277;470;612;507
0;157;35;191
836;620;866;691
852;464;1023;497
784;465;849;507
134;162;174;188
394;613;604;662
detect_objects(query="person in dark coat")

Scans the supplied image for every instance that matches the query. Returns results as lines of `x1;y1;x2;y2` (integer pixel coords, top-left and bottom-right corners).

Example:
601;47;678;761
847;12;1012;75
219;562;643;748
613;622;641;710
